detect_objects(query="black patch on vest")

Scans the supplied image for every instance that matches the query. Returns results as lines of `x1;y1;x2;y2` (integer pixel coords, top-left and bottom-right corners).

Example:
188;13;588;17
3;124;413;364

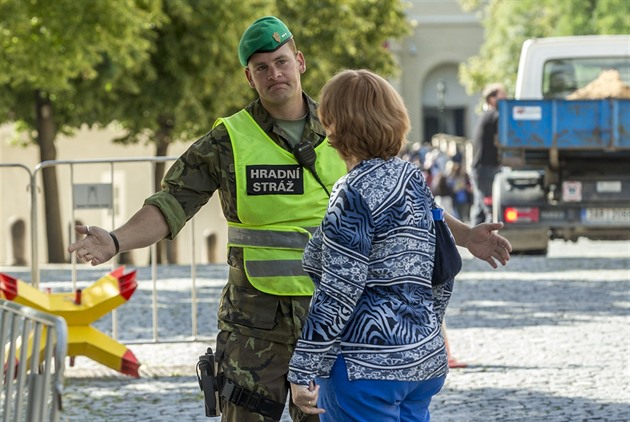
246;165;304;195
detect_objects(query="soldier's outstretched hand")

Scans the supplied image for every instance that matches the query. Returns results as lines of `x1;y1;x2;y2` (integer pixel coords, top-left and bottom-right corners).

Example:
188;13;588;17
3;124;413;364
68;225;116;266
465;222;512;268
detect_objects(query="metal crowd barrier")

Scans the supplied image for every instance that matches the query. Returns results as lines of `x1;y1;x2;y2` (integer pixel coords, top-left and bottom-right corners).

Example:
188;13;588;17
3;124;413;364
0;299;68;422
28;157;210;343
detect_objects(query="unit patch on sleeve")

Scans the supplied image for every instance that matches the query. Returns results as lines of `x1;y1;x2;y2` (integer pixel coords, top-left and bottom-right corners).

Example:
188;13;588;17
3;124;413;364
246;165;304;195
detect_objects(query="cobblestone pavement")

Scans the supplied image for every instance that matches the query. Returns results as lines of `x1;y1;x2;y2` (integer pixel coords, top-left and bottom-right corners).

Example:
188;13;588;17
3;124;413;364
5;239;629;421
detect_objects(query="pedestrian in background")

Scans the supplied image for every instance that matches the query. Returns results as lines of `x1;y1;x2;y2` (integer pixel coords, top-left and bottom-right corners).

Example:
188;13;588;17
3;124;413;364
446;158;472;222
470;83;506;225
288;69;512;422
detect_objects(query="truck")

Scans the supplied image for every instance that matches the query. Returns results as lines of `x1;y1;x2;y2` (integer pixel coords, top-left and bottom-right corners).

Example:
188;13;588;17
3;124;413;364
493;35;630;255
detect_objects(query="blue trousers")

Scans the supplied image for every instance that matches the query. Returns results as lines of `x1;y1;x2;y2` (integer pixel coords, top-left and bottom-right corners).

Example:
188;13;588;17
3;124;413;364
315;356;446;422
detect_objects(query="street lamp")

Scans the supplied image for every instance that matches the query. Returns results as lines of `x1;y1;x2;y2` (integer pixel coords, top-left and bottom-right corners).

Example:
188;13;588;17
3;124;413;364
436;79;447;133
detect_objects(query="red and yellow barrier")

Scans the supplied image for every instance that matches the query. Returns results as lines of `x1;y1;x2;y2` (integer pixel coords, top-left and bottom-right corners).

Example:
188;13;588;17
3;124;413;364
1;267;141;377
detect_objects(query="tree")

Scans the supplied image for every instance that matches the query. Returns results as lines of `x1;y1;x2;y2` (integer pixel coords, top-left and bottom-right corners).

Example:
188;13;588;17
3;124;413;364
0;0;165;262
278;0;410;97
458;0;630;96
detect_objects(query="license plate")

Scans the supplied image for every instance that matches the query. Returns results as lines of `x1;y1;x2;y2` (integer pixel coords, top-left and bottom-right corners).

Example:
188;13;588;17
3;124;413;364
582;208;630;224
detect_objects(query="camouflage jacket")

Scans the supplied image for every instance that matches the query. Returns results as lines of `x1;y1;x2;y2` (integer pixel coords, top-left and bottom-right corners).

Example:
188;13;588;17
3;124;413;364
144;93;328;343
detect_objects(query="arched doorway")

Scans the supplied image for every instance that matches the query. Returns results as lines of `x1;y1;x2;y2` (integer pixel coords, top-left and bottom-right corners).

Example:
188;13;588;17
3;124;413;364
421;64;469;141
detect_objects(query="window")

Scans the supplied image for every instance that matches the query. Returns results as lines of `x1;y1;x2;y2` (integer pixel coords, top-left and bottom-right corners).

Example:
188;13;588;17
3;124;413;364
542;57;630;99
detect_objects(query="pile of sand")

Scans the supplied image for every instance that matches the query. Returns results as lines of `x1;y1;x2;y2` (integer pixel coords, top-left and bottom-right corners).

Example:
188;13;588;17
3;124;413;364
567;69;630;99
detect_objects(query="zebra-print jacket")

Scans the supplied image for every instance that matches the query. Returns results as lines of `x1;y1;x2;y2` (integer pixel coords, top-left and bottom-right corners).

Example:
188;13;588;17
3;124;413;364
288;157;453;386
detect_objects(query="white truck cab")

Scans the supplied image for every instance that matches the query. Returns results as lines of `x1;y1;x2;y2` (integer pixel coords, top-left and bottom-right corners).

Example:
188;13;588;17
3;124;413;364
515;35;630;99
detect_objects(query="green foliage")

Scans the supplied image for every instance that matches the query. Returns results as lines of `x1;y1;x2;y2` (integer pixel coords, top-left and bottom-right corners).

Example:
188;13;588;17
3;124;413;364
458;0;630;96
0;0;165;134
109;0;270;145
592;0;630;33
279;0;410;99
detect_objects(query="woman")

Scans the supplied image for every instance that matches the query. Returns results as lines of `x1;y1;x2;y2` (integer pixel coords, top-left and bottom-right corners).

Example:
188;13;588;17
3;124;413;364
287;68;449;421
287;69;510;421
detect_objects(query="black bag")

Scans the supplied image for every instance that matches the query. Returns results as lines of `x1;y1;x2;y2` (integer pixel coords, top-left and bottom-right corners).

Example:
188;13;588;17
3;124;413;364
431;208;462;287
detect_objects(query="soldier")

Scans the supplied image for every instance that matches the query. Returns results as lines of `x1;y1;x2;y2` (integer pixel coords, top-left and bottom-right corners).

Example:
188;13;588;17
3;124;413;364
69;16;511;422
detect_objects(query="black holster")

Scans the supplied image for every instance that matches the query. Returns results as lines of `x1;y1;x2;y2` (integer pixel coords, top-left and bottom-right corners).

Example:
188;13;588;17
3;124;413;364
196;347;221;417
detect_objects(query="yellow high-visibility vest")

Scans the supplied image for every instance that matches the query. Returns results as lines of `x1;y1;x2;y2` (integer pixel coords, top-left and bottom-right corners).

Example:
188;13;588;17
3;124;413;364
214;110;346;296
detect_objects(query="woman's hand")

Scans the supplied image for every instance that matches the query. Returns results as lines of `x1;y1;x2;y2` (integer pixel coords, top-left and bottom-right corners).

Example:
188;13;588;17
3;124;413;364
290;381;325;415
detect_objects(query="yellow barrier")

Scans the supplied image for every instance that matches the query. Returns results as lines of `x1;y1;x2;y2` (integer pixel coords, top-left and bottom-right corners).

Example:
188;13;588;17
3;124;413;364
1;267;140;377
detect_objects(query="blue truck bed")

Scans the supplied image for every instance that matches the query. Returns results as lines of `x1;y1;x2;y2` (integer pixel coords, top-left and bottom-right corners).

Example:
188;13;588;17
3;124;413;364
498;99;630;150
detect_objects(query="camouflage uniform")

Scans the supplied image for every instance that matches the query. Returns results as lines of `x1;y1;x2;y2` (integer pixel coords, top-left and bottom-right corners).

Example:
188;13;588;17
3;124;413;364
145;94;325;422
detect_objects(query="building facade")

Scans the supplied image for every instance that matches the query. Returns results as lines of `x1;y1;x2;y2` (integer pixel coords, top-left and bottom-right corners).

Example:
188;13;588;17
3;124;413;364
397;0;484;145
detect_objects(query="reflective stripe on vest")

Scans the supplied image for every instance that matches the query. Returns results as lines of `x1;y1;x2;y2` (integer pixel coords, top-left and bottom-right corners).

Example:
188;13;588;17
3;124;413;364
228;226;318;249
242;251;314;296
247;259;305;278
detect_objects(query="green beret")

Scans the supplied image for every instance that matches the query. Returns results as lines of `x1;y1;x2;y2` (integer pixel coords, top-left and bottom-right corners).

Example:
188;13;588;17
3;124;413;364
238;16;293;67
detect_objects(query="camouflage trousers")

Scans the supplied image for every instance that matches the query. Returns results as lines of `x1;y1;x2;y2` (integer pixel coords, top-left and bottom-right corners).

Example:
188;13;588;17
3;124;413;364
215;330;319;422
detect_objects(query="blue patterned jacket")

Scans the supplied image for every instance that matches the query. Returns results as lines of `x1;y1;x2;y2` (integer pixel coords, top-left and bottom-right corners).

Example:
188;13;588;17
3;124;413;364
288;157;454;385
